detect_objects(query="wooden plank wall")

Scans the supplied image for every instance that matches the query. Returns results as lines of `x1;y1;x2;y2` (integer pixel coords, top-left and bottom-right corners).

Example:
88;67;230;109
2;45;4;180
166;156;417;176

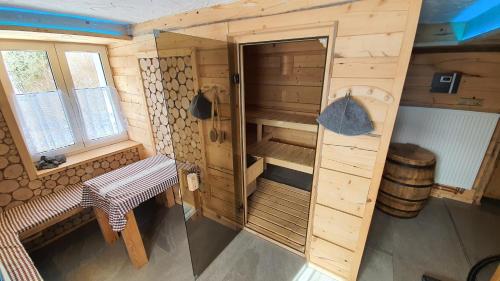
400;52;500;203
244;41;326;115
244;41;326;147
107;34;158;158
401;52;500;113
130;0;422;280
154;32;241;225
484;156;500;200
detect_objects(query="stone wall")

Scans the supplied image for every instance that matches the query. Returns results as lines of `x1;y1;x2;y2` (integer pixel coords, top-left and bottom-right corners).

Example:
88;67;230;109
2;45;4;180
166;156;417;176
139;56;203;166
140;57;175;158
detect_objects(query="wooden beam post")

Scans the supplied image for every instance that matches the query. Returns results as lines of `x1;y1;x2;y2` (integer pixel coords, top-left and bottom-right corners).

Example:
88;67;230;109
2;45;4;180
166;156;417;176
121;211;148;268
165;187;176;208
94;207;119;245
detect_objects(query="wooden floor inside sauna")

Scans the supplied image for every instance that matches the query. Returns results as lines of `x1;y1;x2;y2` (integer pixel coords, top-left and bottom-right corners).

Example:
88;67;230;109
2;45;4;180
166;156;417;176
247;178;310;252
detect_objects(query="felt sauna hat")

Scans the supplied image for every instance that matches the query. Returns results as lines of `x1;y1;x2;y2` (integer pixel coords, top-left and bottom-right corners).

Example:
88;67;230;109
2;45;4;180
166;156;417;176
317;92;373;136
189;89;212;119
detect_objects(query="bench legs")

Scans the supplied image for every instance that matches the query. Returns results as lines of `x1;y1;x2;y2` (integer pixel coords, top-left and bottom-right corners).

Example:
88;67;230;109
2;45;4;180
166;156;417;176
165;187;176;208
94;208;148;269
121;211;148;268
94;207;118;245
154;187;177;208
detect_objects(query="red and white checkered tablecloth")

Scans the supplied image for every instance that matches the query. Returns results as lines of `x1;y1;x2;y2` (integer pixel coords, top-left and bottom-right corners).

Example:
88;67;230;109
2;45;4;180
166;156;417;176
82;155;197;232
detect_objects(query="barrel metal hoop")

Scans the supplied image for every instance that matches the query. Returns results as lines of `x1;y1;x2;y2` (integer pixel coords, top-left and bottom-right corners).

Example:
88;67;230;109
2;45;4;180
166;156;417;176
375;203;419;219
379;189;429;202
382;175;434;188
386;157;436;169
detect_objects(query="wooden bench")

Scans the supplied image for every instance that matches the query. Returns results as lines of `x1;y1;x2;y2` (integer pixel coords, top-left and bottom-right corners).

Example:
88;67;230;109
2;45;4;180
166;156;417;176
0;183;83;281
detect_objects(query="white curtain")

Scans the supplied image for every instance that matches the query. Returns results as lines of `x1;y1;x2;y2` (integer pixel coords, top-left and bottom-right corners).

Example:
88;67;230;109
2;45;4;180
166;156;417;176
14;90;75;155
74;86;127;141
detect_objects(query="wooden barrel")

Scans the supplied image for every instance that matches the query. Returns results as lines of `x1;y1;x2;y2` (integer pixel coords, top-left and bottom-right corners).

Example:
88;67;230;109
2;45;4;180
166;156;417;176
376;143;436;218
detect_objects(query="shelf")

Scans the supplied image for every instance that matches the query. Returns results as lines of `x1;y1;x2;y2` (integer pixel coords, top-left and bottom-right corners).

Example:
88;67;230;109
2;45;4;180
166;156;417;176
247;178;311;252
36;140;141;178
246;109;318;133
248;140;315;174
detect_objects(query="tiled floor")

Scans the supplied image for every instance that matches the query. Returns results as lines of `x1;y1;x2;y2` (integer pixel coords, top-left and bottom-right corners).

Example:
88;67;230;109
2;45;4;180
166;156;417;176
31;197;500;281
32;201;194;281
363;198;500;281
31;201;331;281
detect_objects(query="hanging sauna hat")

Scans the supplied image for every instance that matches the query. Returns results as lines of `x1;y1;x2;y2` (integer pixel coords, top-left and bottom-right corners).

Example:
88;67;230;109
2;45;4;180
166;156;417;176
317;90;373;136
189;89;211;119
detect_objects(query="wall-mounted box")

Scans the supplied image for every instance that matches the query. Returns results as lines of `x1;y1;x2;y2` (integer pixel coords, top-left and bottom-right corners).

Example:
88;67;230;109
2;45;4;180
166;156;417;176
430;72;462;94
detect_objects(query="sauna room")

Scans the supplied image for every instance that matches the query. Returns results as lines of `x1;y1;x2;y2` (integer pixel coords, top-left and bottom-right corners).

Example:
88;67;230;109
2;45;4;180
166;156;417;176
242;39;327;252
0;1;499;281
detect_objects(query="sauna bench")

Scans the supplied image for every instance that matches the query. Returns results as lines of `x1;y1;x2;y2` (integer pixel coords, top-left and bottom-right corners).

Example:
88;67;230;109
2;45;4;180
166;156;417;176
245;109;318;133
0;183;84;281
247;139;315;174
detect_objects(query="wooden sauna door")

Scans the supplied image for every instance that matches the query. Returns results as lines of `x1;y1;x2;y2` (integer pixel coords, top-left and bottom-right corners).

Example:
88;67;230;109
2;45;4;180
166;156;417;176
154;31;243;278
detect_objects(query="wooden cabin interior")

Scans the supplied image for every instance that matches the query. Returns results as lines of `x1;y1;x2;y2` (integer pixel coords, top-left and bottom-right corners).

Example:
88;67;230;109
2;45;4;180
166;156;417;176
241;39;327;252
0;0;499;281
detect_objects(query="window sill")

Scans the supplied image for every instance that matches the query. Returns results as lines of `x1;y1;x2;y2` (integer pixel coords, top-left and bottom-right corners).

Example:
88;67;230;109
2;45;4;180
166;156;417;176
35;140;142;179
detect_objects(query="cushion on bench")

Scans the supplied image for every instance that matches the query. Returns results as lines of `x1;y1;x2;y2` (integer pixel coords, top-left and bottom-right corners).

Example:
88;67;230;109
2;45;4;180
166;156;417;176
0;183;84;281
0;218;41;281
3;183;83;234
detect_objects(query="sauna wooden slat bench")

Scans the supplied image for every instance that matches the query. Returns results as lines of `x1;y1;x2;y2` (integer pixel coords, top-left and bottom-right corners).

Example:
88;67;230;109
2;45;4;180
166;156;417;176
247;139;316;174
0;183;83;281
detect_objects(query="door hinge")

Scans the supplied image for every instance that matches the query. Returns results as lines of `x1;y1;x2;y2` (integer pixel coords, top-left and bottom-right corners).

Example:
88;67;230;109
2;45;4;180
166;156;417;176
232;73;240;84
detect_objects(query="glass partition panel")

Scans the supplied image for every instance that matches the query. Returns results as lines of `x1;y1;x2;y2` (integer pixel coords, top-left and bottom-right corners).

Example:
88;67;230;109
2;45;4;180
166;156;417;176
153;30;243;278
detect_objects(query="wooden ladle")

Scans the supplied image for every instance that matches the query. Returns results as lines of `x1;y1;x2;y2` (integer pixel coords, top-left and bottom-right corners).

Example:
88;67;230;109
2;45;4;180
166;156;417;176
209;95;218;142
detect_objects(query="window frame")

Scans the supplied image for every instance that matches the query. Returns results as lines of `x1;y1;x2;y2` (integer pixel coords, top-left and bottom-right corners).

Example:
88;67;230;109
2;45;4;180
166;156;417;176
55;43;128;148
0;40;127;161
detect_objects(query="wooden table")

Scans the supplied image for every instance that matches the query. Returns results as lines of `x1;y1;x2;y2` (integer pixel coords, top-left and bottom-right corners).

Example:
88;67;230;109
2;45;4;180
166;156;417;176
93;207;149;268
81;155;196;268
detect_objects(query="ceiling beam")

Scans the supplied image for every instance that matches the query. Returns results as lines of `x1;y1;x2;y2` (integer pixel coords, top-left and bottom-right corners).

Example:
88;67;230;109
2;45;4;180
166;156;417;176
459;3;500;41
414;23;460;47
131;0;358;35
0;5;131;40
415;1;500;48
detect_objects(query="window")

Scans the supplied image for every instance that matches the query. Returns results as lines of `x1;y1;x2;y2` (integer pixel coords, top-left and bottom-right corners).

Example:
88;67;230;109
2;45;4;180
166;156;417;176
0;42;127;160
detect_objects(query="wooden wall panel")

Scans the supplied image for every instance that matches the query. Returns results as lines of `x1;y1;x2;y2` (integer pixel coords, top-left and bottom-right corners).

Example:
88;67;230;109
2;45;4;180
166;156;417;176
107;34;157;158
154;32;241;226
313;204;362;250
334;33;404;58
475;122;500;202
321;144;378;178
129;0;422;280
316;168;371;217
310;15;412;278
309;236;353;278
263;127;317;148
332;57;399;78
244;40;326;115
484;156;500;199
401;52;500;113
